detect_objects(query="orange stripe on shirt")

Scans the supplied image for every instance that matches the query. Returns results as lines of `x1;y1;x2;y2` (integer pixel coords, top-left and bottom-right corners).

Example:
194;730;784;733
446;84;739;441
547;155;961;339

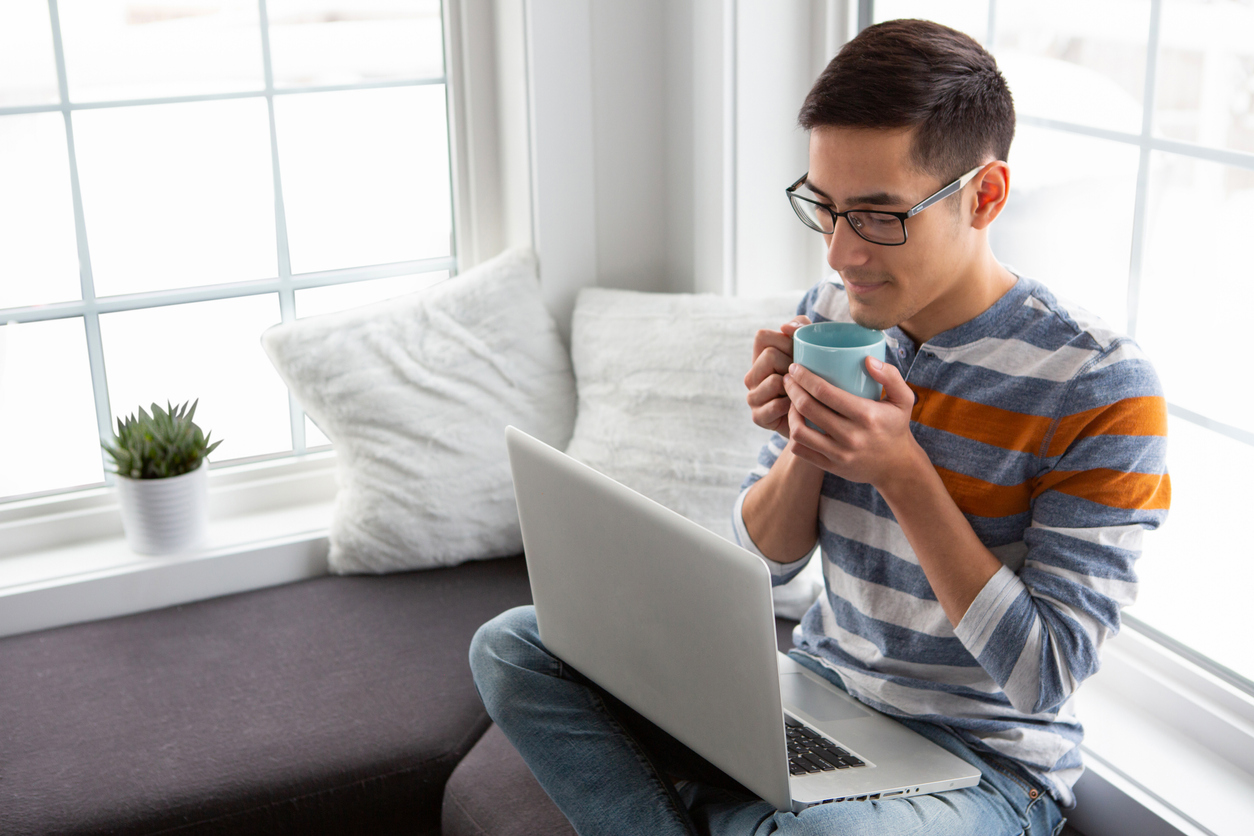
1047;396;1168;458
932;467;1172;517
1033;468;1172;511
911;386;1054;455
933;466;1034;518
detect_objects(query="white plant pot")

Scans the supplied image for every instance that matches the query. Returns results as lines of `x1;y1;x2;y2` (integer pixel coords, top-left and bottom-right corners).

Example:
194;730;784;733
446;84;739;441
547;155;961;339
116;463;210;555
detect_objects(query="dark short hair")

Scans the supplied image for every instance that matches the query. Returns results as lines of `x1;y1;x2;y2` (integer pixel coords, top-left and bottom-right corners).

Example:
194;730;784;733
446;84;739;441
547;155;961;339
798;19;1015;183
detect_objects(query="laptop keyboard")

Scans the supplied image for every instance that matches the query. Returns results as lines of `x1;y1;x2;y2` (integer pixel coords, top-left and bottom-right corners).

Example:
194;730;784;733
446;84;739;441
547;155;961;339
785;715;867;775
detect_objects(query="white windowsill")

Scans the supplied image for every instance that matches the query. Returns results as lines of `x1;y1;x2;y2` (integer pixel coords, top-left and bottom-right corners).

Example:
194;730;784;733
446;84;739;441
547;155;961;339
0;452;339;638
1068;628;1254;836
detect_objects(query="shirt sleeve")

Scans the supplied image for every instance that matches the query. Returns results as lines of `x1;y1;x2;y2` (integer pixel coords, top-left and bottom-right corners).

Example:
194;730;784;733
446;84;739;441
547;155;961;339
953;339;1170;715
731;285;827;587
732;432;815;586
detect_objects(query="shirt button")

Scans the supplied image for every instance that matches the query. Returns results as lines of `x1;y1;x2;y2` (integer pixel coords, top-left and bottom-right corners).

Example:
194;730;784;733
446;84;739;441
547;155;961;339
897;348;906;357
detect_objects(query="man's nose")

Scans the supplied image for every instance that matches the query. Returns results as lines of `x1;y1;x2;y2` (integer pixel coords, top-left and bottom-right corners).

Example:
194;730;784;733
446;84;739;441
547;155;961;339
825;217;872;273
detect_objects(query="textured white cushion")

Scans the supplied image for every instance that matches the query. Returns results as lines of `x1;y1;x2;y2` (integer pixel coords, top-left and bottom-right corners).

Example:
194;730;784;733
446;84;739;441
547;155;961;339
261;248;576;574
564;287;824;618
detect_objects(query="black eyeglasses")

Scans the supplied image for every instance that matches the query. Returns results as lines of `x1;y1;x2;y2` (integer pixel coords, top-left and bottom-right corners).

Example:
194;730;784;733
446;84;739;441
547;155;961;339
785;165;984;246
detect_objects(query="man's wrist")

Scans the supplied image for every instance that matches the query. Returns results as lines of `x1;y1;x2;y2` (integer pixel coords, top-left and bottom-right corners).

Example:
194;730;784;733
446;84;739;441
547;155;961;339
873;440;935;506
783;438;824;474
742;442;825;564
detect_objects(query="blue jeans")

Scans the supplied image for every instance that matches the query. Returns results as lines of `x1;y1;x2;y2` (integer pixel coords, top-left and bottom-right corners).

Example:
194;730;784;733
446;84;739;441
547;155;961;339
470;606;1067;836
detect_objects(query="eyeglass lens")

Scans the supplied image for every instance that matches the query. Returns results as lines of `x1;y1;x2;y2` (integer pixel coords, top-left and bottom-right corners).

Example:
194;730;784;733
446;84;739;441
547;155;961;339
789;196;906;245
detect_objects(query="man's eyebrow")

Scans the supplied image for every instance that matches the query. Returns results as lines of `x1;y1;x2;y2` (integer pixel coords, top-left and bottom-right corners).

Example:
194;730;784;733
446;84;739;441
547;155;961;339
845;192;904;207
804;180;904;207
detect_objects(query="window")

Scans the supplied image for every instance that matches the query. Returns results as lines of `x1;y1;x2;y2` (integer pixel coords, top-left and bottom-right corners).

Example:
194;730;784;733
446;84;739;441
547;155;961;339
873;0;1254;689
0;0;454;499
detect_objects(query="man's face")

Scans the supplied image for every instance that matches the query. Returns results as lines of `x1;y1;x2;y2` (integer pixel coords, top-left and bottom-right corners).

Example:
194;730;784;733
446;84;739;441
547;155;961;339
805;126;975;334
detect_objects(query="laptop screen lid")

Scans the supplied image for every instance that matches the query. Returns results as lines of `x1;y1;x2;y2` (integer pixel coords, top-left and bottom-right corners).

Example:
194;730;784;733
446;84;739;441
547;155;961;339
505;426;793;811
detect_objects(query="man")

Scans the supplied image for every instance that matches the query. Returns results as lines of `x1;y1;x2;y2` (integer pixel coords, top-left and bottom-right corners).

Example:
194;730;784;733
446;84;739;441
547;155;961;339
471;19;1169;836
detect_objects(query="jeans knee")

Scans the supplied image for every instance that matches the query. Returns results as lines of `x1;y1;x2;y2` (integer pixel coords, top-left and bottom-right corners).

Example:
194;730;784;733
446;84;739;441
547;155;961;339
469;605;544;712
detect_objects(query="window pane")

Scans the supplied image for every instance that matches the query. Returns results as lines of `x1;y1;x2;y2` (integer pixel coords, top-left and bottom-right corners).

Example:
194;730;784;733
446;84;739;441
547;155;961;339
0;113;81;309
1136;152;1254;434
58;0;263;103
994;0;1150;135
0;318;104;499
874;0;990;43
275;86;452;274
0;0;60;106
1130;417;1254;682
305;416;332;449
990;125;1140;332
267;0;444;88
1155;0;1254;153
74;99;277;297
99;295;289;462
293;272;450;318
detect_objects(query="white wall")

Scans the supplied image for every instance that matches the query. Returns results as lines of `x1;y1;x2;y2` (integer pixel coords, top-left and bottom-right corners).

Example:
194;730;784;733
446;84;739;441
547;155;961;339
463;0;854;332
734;0;848;299
587;1;670;293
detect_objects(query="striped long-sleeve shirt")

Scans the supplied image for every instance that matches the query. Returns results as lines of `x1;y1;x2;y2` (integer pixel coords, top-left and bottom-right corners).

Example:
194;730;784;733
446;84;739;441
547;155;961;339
732;275;1170;806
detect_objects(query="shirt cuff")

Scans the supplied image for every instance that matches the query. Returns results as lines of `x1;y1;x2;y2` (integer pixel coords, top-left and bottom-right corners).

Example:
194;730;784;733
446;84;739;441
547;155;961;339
953;564;1026;659
732;486;813;586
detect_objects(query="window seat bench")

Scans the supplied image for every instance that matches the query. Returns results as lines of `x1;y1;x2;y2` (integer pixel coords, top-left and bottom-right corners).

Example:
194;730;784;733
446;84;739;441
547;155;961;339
0;553;798;835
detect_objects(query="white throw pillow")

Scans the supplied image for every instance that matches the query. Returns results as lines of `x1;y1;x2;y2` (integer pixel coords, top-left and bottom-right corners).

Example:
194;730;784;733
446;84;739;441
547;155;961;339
261;248;576;574
564;287;824;619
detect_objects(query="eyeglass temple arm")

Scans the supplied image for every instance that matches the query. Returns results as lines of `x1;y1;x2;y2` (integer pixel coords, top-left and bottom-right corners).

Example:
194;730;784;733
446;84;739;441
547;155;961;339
905;164;987;218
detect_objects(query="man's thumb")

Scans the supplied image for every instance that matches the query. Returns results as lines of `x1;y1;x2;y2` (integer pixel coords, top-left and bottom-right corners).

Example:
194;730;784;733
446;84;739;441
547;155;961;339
866;356;915;407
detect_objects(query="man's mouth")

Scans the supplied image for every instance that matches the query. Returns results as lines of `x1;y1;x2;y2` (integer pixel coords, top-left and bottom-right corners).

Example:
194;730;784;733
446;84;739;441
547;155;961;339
843;277;890;295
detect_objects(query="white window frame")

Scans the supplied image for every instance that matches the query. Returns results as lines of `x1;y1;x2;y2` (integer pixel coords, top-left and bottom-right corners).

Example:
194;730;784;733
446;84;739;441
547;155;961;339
0;0;458;503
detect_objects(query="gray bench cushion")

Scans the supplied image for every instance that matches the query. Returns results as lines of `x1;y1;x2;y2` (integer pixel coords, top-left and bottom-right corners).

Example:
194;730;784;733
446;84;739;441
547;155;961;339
0;556;533;836
442;724;578;836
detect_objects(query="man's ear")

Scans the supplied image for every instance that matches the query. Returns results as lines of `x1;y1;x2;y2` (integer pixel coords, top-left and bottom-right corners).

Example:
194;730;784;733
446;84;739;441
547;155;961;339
970;161;1010;230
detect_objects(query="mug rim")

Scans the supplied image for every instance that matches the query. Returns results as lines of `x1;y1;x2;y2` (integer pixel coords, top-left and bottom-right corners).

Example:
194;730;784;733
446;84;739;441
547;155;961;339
793;321;884;349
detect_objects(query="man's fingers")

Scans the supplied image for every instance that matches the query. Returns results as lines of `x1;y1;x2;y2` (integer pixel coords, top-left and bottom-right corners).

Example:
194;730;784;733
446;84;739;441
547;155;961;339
751;328;793;363
746;373;786;408
750;316;811;365
787;405;833;460
744;346;794;389
783;374;837;436
753;395;791;428
779;315;812;336
865;355;915;409
785;363;868;421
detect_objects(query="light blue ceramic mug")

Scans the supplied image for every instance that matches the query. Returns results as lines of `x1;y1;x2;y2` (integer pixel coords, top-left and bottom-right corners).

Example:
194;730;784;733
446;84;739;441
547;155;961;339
792;322;887;403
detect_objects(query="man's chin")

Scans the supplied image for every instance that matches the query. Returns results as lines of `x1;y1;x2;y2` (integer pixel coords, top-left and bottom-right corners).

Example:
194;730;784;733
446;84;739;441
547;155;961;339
847;299;900;332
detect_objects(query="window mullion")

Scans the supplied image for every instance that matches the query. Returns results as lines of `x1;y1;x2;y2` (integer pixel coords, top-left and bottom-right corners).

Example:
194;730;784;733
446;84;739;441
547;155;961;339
1125;0;1163;340
257;0;305;455
47;0;114;486
857;0;873;34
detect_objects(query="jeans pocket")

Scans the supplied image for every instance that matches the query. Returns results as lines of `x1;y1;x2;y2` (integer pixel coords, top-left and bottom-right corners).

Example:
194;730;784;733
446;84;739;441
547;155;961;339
986;757;1061;836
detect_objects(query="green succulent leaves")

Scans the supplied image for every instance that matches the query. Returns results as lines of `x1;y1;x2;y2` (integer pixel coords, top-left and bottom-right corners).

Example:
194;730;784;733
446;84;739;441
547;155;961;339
102;399;223;480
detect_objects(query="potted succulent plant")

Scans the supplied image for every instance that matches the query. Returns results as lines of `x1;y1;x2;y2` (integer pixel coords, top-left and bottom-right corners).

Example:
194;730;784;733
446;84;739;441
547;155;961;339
102;399;222;555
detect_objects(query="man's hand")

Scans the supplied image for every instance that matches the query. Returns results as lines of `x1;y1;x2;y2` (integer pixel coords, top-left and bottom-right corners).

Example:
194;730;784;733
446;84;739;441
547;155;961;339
745;316;811;438
782;356;922;490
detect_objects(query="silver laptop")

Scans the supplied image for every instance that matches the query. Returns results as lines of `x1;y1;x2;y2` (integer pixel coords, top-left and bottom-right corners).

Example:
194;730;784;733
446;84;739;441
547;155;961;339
505;426;981;812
